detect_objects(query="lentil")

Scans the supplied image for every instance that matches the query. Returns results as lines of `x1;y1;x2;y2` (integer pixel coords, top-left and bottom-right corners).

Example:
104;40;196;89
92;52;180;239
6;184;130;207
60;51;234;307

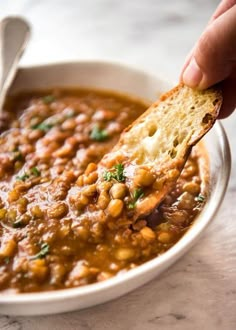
0;88;207;293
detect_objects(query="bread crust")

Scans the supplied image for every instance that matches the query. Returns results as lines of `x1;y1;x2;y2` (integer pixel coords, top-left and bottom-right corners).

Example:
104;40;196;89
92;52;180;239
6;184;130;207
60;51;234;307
99;83;222;219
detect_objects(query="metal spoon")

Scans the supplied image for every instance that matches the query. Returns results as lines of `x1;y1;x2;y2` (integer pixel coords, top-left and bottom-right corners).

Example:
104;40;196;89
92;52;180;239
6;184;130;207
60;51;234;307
0;17;30;115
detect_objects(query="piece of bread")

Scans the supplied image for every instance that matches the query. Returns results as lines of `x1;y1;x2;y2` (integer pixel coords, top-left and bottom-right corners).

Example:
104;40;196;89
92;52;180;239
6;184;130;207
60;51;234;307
99;83;222;219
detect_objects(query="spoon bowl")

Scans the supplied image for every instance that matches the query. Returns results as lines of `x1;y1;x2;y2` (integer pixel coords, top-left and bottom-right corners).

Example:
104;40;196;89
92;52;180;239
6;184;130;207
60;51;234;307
0;16;30;115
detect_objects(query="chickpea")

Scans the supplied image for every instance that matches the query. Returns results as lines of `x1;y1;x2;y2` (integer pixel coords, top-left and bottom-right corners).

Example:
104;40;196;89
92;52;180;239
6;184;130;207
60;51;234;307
0;239;16;257
115;248;135;261
98;192;110;210
170;210;188;225
152;177;165;190
97;271;113;281
73;225;89;240
140;226;156;241
8;189;20;203
38;149;51;160
158;232;173;244
75;113;89;124
177;192;195;210
91;222;104;238
167;169;180;181
58;222;71;239
93;109;116;121
85;163;97;175
76;195;89;210
47;202;68;219
110;183;127;199
61;118;76;131
182;163;197;178
183;182;200;195
82;184;97;197
54;145;73;158
20;144;34;155
30;205;44;218
17;197;28;213
21;213;31;225
28;129;44;141
134;168;155;187
76;265;90;279
107;199;124;218
97;181;112;193
50;263;67;285
0;208;7;220
61;170;76;183
7;209;17;222
76;175;84;187
84;172;98;185
132;220;147;231
14;161;23;172
28;259;48;281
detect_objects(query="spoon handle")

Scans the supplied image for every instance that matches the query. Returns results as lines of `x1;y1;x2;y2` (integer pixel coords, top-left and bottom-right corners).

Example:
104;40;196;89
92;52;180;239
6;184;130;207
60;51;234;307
0;17;30;113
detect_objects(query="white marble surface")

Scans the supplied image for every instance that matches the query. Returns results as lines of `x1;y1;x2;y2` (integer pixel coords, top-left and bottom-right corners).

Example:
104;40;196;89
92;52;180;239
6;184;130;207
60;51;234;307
0;0;236;329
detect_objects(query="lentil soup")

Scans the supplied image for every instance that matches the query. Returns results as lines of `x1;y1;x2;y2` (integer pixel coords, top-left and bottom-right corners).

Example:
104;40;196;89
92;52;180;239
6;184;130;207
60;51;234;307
0;88;207;293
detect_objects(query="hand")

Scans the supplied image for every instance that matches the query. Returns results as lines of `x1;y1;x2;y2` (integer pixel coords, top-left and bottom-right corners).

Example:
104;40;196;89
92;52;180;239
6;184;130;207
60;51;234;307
180;0;236;118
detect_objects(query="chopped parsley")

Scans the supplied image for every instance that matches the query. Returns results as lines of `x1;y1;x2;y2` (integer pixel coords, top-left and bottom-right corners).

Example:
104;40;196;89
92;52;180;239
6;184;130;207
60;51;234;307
42;95;56;104
127;188;144;209
13;150;24;162
90;125;109;141
31;122;54;132
16;167;41;181
196;194;205;203
12;147;24;162
12;219;23;228
133;188;145;200
30;242;50;260
4;257;10;265
103;164;126;182
31;167;41;177
16;173;30;181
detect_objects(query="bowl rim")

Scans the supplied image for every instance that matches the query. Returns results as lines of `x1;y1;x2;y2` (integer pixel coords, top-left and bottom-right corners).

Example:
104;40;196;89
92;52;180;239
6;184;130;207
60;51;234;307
0;61;231;305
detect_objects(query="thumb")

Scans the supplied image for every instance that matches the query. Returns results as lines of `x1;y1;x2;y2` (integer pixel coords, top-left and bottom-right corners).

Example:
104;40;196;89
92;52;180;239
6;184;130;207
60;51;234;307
182;4;236;89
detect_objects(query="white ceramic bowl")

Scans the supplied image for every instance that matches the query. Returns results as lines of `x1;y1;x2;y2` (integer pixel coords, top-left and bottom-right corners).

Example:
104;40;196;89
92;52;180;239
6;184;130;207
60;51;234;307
0;61;231;316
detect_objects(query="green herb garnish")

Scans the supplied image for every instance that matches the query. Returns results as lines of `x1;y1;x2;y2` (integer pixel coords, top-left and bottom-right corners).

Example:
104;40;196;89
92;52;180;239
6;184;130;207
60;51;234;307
31;167;41;177
13;151;24;162
16;167;41;182
42;95;56;104
12;219;23;228
12;147;24;161
30;243;50;260
133;188;144;200
114;164;126;182
196;194;205;203
31;122;54;132
103;171;113;181
16;173;30;181
103;164;126;182
90;125;109;141
127;188;144;209
4;257;10;264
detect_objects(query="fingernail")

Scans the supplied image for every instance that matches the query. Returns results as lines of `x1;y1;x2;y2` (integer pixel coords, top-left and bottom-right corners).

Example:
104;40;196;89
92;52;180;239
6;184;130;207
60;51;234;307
182;58;203;88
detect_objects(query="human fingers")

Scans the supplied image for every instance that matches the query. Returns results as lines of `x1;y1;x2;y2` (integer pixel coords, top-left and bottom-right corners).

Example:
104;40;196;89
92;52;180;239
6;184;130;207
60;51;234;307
181;5;236;89
218;75;236;118
180;1;236;80
210;0;236;22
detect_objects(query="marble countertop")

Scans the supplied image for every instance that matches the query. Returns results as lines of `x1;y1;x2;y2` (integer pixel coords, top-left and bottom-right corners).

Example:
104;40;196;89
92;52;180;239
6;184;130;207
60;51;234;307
0;0;235;329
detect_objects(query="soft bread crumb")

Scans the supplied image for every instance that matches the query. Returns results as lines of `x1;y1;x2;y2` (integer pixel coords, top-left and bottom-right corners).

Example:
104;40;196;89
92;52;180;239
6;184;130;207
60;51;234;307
103;83;222;218
117;84;221;166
